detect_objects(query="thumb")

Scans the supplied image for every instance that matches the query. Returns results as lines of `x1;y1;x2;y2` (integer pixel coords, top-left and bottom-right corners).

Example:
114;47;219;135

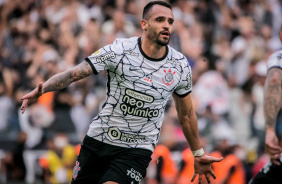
211;157;223;162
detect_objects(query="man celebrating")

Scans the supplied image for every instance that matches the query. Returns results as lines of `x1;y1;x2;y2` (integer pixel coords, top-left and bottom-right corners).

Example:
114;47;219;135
21;1;222;184
250;26;282;184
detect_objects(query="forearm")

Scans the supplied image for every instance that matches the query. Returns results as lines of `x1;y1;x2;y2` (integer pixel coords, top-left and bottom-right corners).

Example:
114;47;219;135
179;112;202;151
42;71;73;93
173;94;202;151
42;61;93;94
264;68;282;131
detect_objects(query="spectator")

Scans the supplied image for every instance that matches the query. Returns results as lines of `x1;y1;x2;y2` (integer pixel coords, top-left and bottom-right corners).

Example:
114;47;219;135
39;133;76;184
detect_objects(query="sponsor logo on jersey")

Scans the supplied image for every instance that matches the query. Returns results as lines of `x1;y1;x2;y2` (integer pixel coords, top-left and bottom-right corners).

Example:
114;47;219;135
108;127;146;144
125;89;154;103
96;51;116;63
162;68;175;86
185;71;192;90
72;161;81;179
120;89;159;118
127;168;143;183
143;74;152;82
166;57;180;66
91;49;102;56
124;49;139;56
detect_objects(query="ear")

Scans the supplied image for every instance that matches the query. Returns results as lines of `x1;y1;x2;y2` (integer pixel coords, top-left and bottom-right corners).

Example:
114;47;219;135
141;19;148;31
280;31;282;43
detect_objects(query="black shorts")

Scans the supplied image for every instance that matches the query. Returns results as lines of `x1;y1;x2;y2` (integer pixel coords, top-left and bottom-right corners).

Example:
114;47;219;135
249;162;282;184
71;135;152;184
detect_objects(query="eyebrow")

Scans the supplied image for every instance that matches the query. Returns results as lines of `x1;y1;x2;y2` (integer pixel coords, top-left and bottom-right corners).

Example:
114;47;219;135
155;16;174;22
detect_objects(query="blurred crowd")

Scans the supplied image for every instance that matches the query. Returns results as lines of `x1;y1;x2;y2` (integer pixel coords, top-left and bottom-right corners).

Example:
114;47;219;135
0;0;282;183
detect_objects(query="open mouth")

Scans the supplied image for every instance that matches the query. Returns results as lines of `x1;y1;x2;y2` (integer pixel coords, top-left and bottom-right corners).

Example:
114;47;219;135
160;31;170;38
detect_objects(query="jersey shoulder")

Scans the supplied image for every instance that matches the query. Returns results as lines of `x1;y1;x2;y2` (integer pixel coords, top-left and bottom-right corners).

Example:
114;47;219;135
113;37;138;49
168;46;186;59
267;50;282;70
167;46;190;67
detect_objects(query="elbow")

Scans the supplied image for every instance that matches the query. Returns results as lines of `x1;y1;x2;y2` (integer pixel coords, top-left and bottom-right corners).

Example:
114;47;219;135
269;71;282;86
269;76;281;86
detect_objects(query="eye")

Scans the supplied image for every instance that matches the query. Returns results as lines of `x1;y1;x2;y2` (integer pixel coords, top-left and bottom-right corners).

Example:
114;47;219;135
156;17;164;22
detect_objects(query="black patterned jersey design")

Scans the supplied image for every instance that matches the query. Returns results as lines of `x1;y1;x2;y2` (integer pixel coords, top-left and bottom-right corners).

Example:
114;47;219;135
85;37;192;151
267;50;282;70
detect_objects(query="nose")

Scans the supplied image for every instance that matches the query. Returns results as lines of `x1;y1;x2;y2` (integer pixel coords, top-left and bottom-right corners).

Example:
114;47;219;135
162;21;170;30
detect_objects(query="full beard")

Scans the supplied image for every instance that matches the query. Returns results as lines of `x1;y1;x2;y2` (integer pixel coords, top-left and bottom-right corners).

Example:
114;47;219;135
147;30;170;46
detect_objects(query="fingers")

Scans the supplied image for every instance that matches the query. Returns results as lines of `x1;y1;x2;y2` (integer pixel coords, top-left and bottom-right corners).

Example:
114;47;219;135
21;82;43;101
267;149;282;155
210;169;216;179
192;172;215;184
267;147;282;166
191;173;197;182
20;82;44;114
205;174;210;184
269;153;281;160
38;82;43;93
21;90;35;101
21;99;28;114
266;144;282;152
271;159;281;166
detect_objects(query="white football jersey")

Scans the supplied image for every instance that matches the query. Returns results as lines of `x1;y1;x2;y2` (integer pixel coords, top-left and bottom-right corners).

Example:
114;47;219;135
267;50;282;70
86;37;192;152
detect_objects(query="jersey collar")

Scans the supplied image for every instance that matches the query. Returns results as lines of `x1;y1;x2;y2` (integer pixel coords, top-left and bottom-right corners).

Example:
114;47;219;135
138;37;168;62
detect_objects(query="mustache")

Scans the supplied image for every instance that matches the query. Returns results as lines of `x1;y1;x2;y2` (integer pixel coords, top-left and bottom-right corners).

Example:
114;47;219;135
159;30;170;36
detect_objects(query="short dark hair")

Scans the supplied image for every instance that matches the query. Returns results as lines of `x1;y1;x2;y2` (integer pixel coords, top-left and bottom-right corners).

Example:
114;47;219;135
142;1;172;20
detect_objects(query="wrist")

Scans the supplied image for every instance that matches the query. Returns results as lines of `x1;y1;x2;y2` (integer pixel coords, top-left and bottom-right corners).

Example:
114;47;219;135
192;148;204;157
266;128;275;134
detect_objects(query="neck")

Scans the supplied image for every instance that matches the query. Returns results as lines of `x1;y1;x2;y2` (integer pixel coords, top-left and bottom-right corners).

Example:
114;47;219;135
141;35;167;59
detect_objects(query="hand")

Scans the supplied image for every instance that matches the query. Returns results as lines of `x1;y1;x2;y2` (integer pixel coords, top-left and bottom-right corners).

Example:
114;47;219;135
191;154;223;184
265;129;282;165
20;82;44;114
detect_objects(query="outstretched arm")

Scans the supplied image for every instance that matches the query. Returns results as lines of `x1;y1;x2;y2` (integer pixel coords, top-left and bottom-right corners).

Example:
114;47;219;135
173;93;201;151
21;61;93;113
172;94;223;184
264;67;282;165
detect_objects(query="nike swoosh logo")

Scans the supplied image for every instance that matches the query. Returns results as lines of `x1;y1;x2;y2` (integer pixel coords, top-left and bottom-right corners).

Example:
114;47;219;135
129;67;140;71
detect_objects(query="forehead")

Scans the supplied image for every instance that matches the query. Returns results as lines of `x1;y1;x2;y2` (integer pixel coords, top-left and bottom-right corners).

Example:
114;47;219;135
149;4;174;19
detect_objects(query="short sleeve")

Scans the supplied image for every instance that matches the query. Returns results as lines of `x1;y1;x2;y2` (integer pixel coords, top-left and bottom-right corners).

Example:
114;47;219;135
174;63;192;98
85;39;123;74
267;51;282;70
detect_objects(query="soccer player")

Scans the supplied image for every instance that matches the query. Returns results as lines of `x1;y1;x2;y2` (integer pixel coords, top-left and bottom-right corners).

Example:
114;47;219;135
250;26;282;184
21;1;223;184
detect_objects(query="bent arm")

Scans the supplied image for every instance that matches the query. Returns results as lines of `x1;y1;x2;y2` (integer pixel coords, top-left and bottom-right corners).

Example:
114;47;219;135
43;61;93;93
264;67;282;131
172;94;202;151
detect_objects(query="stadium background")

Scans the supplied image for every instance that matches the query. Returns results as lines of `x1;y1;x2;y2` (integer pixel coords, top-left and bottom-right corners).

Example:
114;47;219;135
0;0;282;183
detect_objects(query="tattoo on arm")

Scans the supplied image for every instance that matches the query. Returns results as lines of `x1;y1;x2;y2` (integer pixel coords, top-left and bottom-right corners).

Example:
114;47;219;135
264;68;282;130
43;61;93;93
